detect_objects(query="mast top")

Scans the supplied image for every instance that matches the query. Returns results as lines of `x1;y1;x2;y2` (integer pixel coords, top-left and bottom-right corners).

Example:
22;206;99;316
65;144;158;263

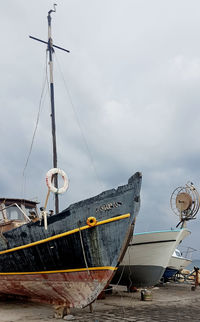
29;3;70;54
48;3;57;16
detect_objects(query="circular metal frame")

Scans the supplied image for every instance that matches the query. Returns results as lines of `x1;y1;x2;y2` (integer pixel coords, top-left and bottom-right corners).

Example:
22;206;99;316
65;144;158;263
170;183;200;221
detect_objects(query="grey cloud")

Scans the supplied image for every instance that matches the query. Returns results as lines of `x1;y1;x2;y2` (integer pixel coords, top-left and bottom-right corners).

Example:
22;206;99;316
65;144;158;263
1;1;200;256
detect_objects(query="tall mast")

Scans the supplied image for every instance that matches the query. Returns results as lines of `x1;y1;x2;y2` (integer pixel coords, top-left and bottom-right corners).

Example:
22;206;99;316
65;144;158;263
29;5;70;214
47;5;59;214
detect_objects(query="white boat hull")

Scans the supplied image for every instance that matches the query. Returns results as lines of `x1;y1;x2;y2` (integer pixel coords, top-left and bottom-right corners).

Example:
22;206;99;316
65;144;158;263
111;229;190;288
168;255;192;271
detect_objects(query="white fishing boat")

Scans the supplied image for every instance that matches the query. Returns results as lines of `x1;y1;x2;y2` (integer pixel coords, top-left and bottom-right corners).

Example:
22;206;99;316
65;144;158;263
163;248;192;280
169;249;192;271
111;228;190;288
111;182;199;289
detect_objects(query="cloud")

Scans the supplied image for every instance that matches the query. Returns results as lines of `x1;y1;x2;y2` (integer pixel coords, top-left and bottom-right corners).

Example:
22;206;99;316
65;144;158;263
1;0;200;256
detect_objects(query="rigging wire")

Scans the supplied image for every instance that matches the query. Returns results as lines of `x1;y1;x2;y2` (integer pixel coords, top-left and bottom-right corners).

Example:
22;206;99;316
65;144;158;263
21;51;49;197
78;227;91;277
54;52;104;191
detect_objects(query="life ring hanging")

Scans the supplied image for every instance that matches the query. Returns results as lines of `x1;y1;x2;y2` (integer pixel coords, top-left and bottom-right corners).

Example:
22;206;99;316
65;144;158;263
46;168;69;194
87;216;97;227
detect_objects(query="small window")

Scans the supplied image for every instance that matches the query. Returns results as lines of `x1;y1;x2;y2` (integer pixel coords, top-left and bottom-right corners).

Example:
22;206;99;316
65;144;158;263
6;206;25;221
175;249;181;257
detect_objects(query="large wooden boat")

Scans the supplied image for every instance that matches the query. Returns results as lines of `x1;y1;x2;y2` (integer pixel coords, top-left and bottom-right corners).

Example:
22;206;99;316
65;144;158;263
0;175;141;308
0;6;142;315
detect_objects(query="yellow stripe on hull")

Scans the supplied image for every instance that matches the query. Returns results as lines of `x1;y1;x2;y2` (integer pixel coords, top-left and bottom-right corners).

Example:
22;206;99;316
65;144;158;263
0;213;130;255
0;266;117;275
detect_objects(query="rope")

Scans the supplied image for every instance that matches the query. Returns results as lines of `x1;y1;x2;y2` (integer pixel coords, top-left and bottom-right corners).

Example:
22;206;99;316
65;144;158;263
21;51;49;197
54;52;104;191
78;227;91;276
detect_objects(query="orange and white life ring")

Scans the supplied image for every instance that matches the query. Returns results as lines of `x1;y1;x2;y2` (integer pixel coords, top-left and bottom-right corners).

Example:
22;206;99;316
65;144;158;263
46;168;69;194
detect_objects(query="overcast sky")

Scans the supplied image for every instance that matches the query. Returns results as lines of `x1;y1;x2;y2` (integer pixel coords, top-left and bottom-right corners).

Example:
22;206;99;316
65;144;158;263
1;0;200;257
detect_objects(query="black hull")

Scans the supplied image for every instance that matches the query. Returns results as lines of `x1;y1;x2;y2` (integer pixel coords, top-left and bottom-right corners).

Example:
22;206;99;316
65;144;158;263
111;265;165;288
0;172;142;307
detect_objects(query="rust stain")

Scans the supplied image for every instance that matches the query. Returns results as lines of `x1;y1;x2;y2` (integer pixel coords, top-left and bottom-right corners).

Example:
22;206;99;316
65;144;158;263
0;269;114;308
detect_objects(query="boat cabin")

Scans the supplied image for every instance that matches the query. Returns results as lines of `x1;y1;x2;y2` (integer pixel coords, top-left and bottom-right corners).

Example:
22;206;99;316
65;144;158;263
0;198;39;233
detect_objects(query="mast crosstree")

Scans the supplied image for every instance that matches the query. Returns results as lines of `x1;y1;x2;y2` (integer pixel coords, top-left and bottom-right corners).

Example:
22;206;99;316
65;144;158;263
29;4;70;214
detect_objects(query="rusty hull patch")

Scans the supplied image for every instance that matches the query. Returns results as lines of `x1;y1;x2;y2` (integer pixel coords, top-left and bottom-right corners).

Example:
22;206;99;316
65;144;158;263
0;269;114;308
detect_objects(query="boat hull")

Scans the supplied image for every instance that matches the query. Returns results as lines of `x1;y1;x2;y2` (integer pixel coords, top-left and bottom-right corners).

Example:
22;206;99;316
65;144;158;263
168;256;192;271
0;269;114;307
113;265;165;288
0;172;142;307
163;252;192;280
111;228;190;288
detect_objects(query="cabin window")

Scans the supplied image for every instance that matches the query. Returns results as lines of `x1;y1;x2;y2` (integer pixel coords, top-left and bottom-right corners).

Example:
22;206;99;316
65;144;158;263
6;206;25;221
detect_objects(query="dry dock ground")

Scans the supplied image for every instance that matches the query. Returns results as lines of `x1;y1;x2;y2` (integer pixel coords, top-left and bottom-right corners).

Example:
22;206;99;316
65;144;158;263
0;282;200;321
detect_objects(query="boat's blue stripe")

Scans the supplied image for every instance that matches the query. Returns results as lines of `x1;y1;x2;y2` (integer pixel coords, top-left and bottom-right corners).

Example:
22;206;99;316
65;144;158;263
134;229;182;236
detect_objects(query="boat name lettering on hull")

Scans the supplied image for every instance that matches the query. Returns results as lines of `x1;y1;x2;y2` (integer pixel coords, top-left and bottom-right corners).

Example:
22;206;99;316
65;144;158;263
96;202;122;213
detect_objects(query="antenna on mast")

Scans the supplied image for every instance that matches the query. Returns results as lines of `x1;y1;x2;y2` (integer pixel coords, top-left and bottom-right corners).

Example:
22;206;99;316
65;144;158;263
48;3;57;16
29;5;70;214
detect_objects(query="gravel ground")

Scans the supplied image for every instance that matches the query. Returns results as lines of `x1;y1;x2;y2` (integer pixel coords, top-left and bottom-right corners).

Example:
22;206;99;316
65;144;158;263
0;282;200;321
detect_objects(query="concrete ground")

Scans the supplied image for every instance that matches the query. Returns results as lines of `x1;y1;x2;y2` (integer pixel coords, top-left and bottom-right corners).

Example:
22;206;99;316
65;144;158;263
0;282;200;321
